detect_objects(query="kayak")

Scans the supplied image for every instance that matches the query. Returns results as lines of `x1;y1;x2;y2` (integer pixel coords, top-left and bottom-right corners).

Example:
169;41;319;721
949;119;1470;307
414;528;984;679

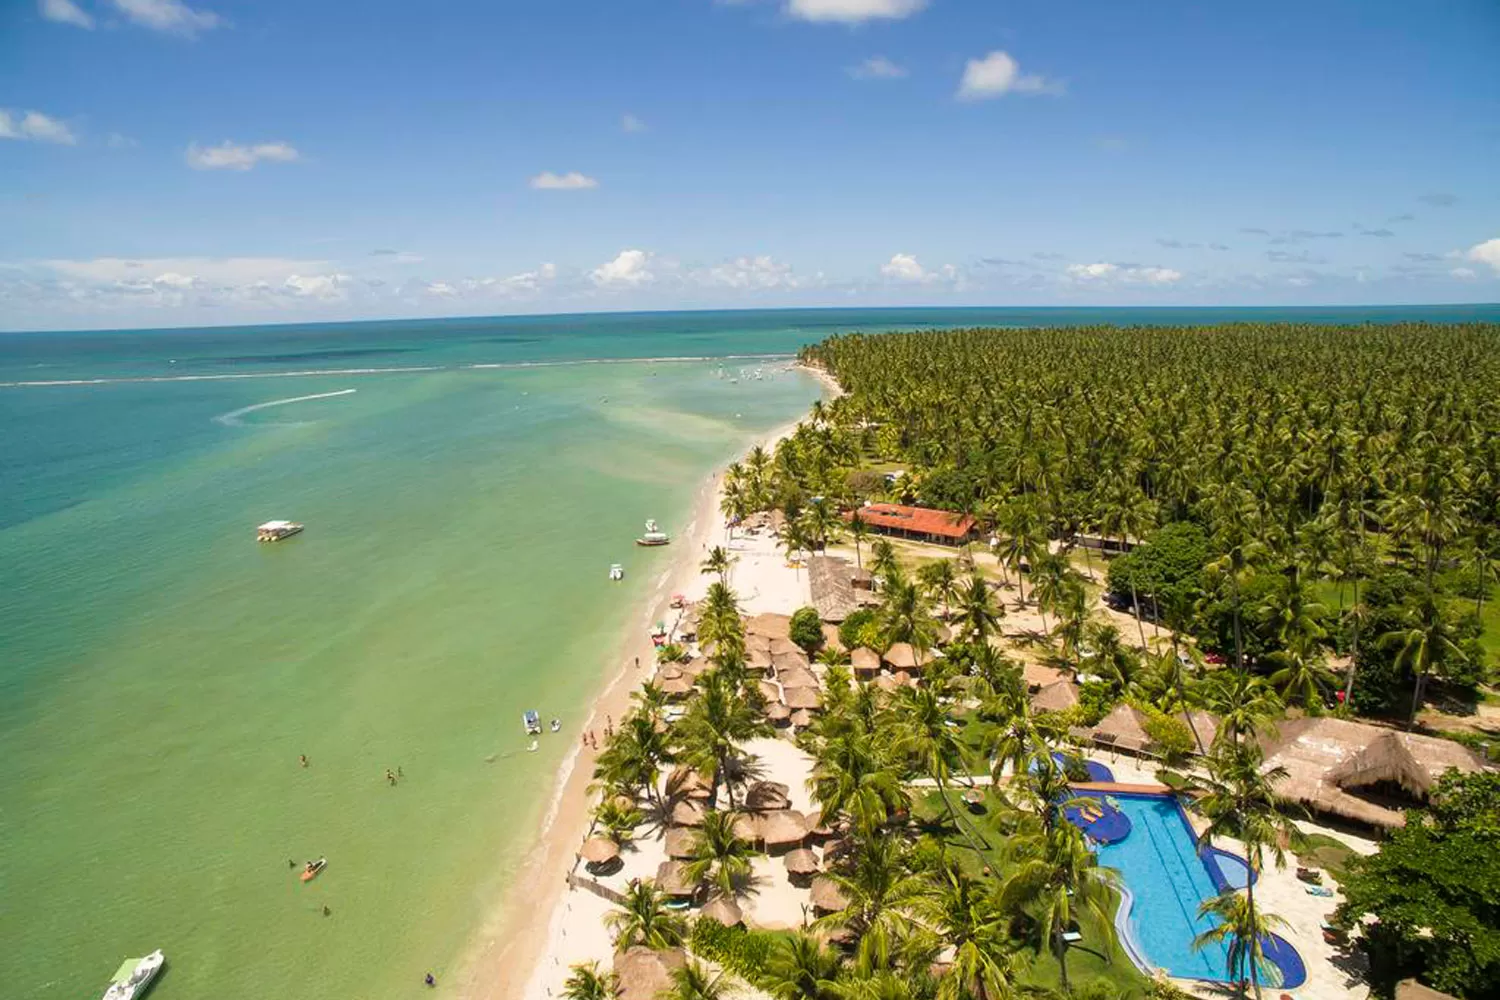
301;858;327;882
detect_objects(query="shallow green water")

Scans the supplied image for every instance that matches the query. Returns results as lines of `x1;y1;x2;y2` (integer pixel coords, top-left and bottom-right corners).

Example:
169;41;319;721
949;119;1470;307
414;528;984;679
0;340;820;999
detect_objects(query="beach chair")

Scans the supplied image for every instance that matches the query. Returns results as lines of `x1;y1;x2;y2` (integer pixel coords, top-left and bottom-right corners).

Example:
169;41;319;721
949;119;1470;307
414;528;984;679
1305;885;1334;897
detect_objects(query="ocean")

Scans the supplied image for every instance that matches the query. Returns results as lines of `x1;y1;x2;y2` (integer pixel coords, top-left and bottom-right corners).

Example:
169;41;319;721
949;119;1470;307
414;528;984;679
1;305;1494;1000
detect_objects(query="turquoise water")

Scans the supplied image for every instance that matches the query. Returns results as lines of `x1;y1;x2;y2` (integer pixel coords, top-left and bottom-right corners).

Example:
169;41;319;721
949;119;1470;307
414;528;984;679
1087;793;1303;987
0;307;1458;998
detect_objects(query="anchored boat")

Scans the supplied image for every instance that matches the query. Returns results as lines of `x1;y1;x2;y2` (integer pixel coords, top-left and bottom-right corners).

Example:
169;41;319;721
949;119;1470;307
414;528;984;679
256;520;303;542
608;563;624;581
523;710;542;735
635;519;670;546
300;857;327;882
100;950;164;1000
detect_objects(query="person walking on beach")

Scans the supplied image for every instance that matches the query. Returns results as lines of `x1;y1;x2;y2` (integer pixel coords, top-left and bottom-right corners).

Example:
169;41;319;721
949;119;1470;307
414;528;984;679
299;754;309;768
425;972;437;987
385;769;398;786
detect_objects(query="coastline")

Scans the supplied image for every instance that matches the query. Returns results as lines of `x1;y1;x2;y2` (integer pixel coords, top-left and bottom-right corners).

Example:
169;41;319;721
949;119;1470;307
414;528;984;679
454;363;833;1000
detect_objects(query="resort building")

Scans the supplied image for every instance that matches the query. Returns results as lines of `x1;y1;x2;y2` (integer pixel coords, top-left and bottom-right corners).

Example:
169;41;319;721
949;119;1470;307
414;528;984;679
1258;717;1490;829
807;554;877;623
846;502;976;546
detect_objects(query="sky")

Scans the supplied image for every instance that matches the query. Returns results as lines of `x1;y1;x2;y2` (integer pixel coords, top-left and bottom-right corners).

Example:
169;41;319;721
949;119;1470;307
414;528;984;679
1;0;1498;330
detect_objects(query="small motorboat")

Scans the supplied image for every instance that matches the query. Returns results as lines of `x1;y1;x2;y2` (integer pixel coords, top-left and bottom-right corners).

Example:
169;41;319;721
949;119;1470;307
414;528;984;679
101;949;165;1000
550;718;561;733
300;858;327;883
608;563;624;581
523;710;542;735
636;519;671;546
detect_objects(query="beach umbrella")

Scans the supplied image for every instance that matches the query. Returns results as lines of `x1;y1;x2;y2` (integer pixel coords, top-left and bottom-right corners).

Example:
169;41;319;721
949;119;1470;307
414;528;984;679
769;637;803;658
671;799;706;827
614;947;686;1000
757;809;808;847
683;657;712;677
656;859;697;897
664;827;701;860
766;702;791;723
783;847;820;877
580;836;620;865
782;686;822;710
745;781;791;811
810;875;849;913
850;647;881;675
789;708;814;728
700;896;744;927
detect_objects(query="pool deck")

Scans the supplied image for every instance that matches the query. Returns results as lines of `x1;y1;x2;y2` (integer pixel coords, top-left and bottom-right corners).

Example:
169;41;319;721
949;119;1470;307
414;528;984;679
1071;780;1170;794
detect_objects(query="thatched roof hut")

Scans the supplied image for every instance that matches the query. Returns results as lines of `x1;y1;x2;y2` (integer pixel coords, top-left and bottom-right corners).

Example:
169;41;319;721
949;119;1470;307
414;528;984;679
614;947;686;1000
656;859;698;896
790;708;815;728
660;675;694;698
773;650;813;675
757;679;782;703
821;623;845;652
806;809;836;838
664;827;701;859
746;612;793;640
580;836;621;865
1396;979;1459;1000
766;701;792;723
776;666;818;690
657;664;684;681
746;781;791;811
747;647;774;672
809;554;862;623
700;896;744;926
810;875;849;913
1022;662;1067;691
757;809;809;847
1089;703;1153;753
850;647;881;675
683;656;712;678
872;673;903;693
746;632;773;654
883;642;933;671
784;847;820;876
671;799;706;827
1030;680;1080;714
783;686;823;710
731;812;759;842
1182;710;1220;752
1260;717;1487;829
667;768;713;801
769;637;803;658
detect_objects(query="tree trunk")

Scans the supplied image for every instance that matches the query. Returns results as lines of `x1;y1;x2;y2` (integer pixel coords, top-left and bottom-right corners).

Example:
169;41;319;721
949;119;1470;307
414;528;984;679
1408;666;1428;731
938;775;990;854
1343;574;1361;704
1129;576;1148;650
1231;568;1246;675
1246;875;1262;1000
1055;925;1070;995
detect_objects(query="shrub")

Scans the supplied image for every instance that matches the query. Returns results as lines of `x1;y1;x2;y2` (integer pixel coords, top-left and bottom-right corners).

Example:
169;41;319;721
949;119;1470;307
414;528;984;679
1105;521;1210;622
1075;680;1116;727
1141;709;1196;762
838;608;878;651
790;606;824;652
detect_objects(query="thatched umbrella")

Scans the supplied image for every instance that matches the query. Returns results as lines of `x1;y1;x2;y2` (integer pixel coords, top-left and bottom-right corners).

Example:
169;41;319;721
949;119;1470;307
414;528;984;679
850;647;881;675
757;809;808;848
883;642;932;671
580;836;621;865
783;847;820;877
810;875;849;913
775;665;818;689
671;799;706;827
745;612;793;640
934;622;954;646
769;637;803;658
614;947;686;1000
766;702;792;723
747;648;774;672
656;664;684;681
746;632;773;653
664;827;701;860
682;657;713;678
806;809;836;838
821;623;845;652
745;781;791;811
667;768;713;801
790;708;814;728
1030;680;1080;714
700;896;744;927
656;859;697;897
660;675;694;697
731;812;759;842
757;679;782;703
783;686;822;710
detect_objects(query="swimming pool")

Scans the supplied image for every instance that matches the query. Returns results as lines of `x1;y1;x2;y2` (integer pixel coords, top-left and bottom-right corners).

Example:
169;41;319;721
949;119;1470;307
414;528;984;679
1075;791;1306;987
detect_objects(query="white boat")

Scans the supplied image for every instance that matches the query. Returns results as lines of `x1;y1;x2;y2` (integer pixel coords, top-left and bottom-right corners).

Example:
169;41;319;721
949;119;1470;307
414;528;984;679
256;520;303;542
101;950;164;1000
609;563;624;580
522;710;542;735
636;519;671;547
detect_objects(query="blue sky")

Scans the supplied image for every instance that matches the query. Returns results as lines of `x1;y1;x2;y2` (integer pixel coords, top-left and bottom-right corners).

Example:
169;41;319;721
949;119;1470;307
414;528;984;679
1;0;1497;329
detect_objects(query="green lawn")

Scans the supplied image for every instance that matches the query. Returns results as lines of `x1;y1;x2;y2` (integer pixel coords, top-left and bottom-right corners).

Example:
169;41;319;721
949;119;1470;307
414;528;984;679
911;788;1152;998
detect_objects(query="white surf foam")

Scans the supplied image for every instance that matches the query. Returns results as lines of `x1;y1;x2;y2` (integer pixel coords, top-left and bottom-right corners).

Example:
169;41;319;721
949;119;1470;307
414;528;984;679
213;388;357;426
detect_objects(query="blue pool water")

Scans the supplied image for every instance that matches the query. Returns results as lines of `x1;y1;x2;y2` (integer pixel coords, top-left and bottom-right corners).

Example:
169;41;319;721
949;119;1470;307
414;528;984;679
1081;792;1305;987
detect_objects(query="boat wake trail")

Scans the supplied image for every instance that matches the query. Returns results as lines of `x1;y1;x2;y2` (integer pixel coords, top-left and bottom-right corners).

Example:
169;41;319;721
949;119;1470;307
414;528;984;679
213;388;357;427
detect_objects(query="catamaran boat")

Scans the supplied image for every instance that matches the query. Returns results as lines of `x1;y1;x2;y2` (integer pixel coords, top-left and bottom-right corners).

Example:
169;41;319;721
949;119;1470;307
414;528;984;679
100;950;164;1000
636;519;670;546
256;520;304;542
522;710;542;735
608;563;624;581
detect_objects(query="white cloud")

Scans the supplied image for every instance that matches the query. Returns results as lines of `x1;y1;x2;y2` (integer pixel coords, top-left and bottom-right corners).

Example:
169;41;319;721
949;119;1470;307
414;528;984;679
423;281;458;298
1066;262;1182;285
786;0;926;23
879;253;956;285
44;256;326;285
1450;267;1477;279
283;274;350;301
108;0;222;36
957;51;1064;100
1466;238;1500;274
591;249;654;287
0;109;78;145
696;256;800;290
621;114;646;133
848;56;908;80
40;0;94;28
529;171;599;190
186;140;299;171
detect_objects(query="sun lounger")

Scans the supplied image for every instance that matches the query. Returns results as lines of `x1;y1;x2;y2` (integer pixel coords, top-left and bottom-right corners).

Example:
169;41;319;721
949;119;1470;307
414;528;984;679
1305;885;1334;897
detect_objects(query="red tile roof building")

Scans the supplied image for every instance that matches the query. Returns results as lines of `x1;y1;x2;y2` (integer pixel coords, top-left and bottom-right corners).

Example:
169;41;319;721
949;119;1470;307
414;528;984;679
847;503;976;545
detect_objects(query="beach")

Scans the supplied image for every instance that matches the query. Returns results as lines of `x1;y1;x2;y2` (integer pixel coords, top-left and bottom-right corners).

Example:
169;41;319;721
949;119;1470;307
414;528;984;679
455;383;828;1000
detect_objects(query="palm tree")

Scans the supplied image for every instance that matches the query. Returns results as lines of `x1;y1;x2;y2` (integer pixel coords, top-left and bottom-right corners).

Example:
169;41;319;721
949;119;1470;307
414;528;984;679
1380;594;1468;729
676;672;771;808
1028;551;1073;634
1265;640;1337;709
700;546;735;586
920;858;1019;1000
593;797;644;844
918;559;961;620
593;712;672;806
878;575;937;653
682;808;752;900
604;879;688;949
779;517;812;577
1202;671;1282;747
662;962;729;1000
953;574;1004;645
850;510;871;570
562;962;618;1000
816;833;926;972
895;686;987;855
802;498;843;553
764;932;842;1000
809;730;909;835
999;823;1120;996
870;537;900;583
1081;623;1138;694
1193;890;1291;998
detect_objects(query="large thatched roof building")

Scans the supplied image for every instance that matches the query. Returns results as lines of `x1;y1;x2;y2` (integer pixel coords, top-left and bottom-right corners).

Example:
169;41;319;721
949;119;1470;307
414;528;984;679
1259;717;1488;829
809;554;863;623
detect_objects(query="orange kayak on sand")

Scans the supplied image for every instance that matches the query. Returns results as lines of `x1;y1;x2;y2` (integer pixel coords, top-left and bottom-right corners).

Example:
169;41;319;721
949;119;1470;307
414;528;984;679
300;858;327;882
